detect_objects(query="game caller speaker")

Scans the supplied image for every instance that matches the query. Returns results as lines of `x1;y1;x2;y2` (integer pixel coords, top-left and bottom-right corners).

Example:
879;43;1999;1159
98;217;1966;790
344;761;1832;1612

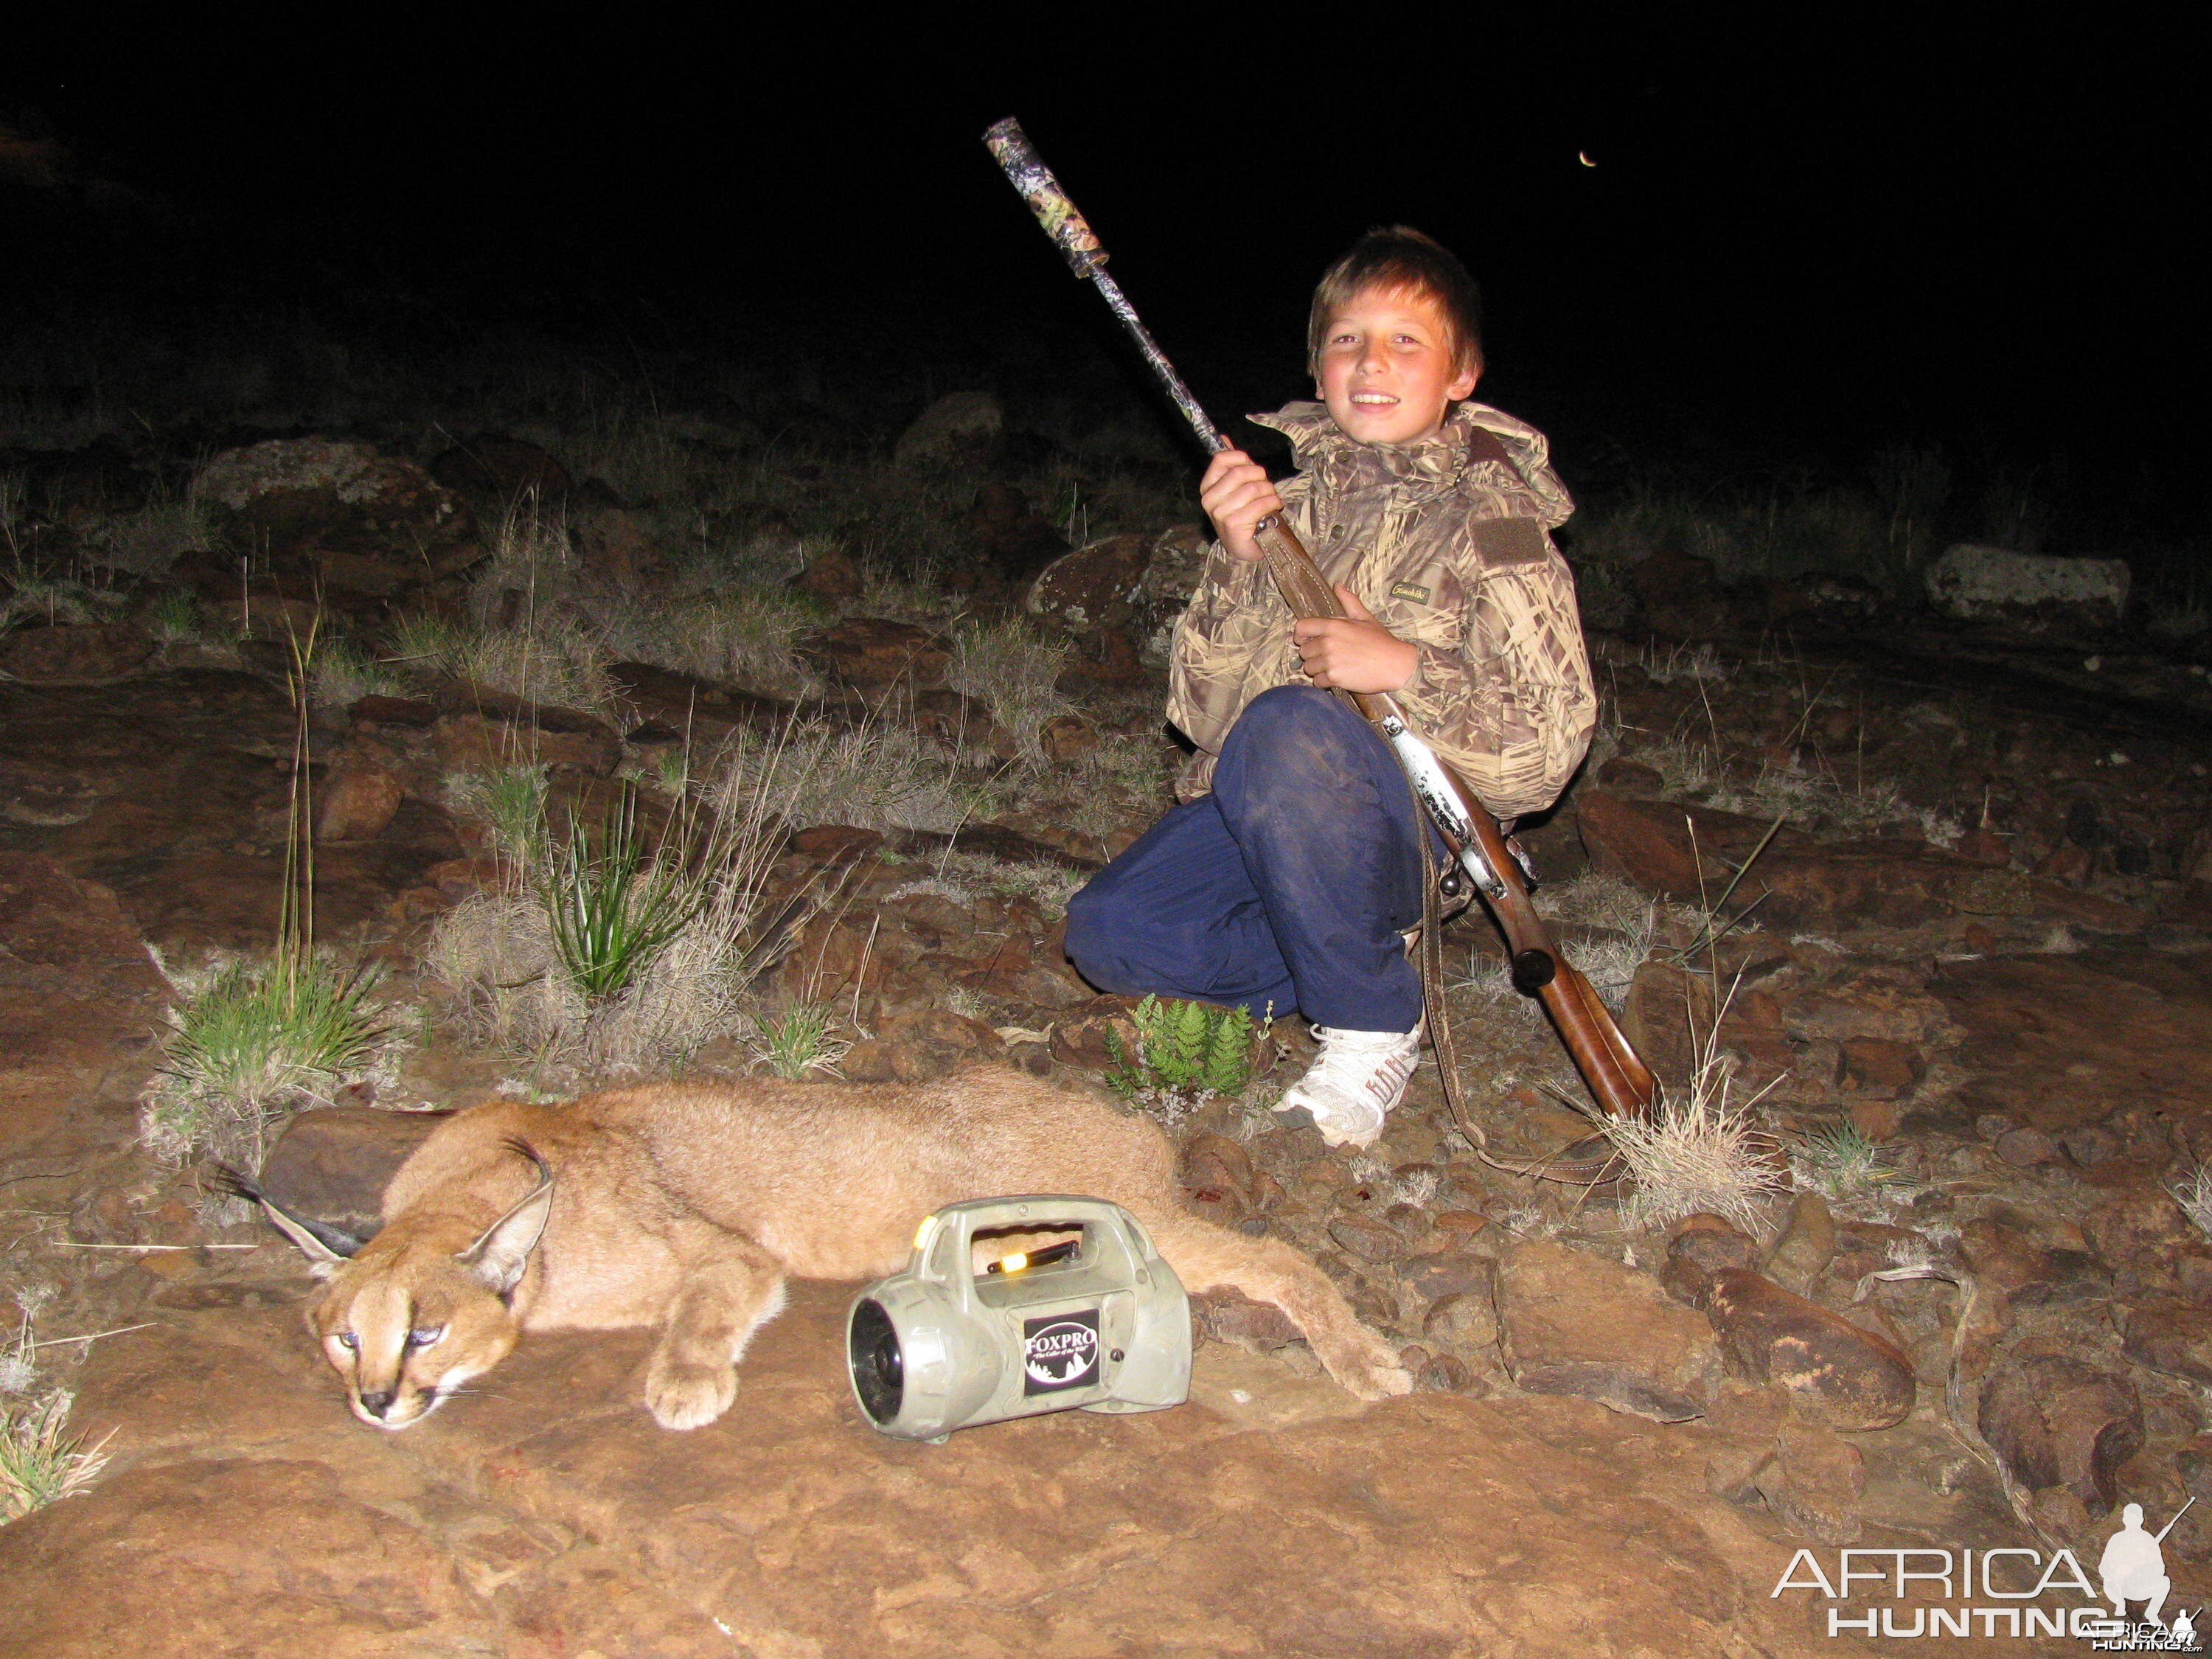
847;1196;1191;1441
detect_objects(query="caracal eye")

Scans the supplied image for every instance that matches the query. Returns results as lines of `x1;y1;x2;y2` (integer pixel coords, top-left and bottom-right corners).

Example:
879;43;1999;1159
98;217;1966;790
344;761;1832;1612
335;1331;359;1352
406;1325;447;1350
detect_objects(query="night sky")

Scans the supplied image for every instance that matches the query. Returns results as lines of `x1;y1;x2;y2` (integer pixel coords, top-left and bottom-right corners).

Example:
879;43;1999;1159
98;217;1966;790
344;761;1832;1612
5;22;2204;492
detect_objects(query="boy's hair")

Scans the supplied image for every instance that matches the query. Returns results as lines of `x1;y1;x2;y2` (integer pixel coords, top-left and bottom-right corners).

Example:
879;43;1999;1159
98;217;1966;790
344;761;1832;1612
1307;226;1484;378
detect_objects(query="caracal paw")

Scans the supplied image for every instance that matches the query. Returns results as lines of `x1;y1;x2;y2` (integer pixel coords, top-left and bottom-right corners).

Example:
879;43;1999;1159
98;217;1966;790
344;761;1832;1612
644;1357;737;1430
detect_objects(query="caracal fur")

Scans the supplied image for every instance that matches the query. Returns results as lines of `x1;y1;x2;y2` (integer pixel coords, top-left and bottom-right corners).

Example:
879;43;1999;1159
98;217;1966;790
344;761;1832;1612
274;1065;1414;1430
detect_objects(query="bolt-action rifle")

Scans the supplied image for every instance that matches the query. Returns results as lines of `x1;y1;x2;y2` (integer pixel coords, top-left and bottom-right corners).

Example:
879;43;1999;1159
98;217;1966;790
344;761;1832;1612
985;119;1656;1135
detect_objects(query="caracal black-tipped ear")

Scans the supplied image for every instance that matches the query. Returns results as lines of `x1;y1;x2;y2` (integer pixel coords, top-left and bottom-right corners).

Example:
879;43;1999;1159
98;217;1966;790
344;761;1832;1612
458;1146;554;1297
212;1165;364;1278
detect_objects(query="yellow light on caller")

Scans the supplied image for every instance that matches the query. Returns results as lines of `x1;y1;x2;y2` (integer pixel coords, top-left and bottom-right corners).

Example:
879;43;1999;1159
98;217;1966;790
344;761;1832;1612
1000;1252;1029;1273
913;1218;932;1251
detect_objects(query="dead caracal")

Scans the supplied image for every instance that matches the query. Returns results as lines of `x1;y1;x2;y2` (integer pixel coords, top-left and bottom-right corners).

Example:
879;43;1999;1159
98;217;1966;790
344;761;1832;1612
243;1065;1414;1430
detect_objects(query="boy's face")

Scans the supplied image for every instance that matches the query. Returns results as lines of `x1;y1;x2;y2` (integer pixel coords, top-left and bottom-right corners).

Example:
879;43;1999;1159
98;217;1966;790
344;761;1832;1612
1314;285;1479;447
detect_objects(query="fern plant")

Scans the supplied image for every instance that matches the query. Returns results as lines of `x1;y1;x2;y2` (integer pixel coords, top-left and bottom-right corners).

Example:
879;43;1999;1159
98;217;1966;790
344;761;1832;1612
1105;995;1259;1121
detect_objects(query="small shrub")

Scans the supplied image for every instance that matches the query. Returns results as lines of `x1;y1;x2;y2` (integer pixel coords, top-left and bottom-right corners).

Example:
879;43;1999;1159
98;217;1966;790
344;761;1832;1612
595;588;820;699
428;751;790;1077
1106;995;1259;1123
77;490;220;577
452;619;615;712
384;611;467;673
1588;986;1787;1234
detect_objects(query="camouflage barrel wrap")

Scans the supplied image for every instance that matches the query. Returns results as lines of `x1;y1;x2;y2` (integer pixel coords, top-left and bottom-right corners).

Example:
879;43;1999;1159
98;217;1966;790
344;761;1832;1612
1168;401;1597;820
984;119;1107;279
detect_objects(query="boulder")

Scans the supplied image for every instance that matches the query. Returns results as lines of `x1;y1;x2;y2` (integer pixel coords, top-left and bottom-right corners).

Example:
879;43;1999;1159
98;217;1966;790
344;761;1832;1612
1700;1268;1916;1431
964;482;1067;584
1755;1419;1866;1545
796;543;864;605
799;617;952;691
1627;547;1730;637
432;705;620;779
1496;1239;1717;1422
193;437;475;576
1660;1214;1760;1306
427;434;572;504
894;391;1002;469
1761;1192;1837;1295
1925;543;2129;633
1024;532;1152;635
1130;524;1214;661
1976;1354;2142;1512
257;1106;453;1245
0;621;153;684
2121;1303;2212;1388
313;762;403;844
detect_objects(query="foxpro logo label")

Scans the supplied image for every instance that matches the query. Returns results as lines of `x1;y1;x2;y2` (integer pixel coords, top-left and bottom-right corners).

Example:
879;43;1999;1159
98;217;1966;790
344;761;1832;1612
1022;1310;1100;1394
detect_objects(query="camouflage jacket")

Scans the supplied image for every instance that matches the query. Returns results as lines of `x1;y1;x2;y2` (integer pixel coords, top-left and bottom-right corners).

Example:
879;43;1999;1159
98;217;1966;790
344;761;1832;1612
1166;400;1596;818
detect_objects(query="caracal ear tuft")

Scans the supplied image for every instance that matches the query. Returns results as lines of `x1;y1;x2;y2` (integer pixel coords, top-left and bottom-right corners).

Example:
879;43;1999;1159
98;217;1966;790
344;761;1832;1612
212;1164;361;1278
459;1152;554;1296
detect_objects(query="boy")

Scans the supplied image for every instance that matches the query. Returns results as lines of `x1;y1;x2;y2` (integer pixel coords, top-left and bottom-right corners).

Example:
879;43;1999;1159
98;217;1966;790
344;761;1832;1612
1064;227;1596;1148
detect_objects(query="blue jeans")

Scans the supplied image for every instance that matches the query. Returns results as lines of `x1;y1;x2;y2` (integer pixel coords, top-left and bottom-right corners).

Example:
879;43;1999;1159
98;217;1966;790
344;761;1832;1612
1064;686;1429;1032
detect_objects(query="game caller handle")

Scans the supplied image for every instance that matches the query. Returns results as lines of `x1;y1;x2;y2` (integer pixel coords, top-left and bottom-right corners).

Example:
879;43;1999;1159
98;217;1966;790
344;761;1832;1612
847;1196;1191;1441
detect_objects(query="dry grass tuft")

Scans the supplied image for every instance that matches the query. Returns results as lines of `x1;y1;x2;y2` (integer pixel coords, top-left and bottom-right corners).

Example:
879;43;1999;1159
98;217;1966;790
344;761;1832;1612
1589;978;1787;1234
947;616;1074;763
712;716;997;835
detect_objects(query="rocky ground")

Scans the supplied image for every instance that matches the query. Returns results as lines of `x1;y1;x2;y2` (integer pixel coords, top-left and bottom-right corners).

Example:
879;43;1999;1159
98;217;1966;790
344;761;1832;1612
3;415;2211;1655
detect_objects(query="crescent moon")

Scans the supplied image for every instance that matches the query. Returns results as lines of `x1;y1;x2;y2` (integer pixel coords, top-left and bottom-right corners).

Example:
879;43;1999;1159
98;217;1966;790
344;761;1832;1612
1578;150;1596;167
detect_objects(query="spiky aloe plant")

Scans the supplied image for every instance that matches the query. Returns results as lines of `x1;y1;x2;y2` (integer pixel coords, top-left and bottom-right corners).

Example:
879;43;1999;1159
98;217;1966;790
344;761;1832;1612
541;785;707;1003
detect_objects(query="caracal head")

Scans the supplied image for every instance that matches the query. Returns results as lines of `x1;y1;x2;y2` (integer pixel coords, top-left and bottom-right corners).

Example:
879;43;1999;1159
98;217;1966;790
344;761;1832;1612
244;1150;554;1431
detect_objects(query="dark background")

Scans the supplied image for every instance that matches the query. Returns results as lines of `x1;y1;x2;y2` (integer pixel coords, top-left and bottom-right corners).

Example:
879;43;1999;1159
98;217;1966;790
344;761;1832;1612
4;21;2203;512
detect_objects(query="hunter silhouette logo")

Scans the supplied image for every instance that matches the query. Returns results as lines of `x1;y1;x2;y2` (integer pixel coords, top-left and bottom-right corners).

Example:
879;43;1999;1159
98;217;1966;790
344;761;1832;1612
1022;1311;1101;1394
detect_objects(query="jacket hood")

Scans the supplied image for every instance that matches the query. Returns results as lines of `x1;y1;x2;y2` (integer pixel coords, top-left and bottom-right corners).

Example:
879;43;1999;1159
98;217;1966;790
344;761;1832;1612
1248;400;1573;529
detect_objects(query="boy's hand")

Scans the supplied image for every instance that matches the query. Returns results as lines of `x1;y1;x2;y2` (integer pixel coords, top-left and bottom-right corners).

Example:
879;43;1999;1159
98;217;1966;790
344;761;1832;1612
1198;448;1283;563
1293;586;1419;693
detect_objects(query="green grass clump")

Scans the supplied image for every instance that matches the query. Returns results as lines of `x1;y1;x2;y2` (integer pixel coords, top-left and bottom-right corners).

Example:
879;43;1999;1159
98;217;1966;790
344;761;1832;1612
444;762;552;870
746;1002;852;1079
145;589;205;646
1;1391;112;1526
1106;995;1259;1122
141;953;389;1166
308;637;411;707
1792;1121;1914;1209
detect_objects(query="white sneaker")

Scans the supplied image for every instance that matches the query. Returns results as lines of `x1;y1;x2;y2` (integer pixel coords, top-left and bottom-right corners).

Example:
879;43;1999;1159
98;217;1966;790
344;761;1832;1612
1276;1024;1422;1149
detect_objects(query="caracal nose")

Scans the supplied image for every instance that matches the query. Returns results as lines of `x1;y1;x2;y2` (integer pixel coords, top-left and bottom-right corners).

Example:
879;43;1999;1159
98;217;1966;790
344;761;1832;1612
358;1389;396;1418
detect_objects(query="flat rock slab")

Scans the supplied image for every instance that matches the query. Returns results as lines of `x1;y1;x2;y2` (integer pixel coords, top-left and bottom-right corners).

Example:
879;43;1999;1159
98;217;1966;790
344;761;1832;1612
1934;945;2212;1133
0;672;462;950
6;1278;1882;1657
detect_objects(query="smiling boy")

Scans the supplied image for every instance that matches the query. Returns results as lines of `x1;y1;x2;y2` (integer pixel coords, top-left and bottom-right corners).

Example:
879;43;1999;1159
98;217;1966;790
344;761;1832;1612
1065;227;1596;1147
